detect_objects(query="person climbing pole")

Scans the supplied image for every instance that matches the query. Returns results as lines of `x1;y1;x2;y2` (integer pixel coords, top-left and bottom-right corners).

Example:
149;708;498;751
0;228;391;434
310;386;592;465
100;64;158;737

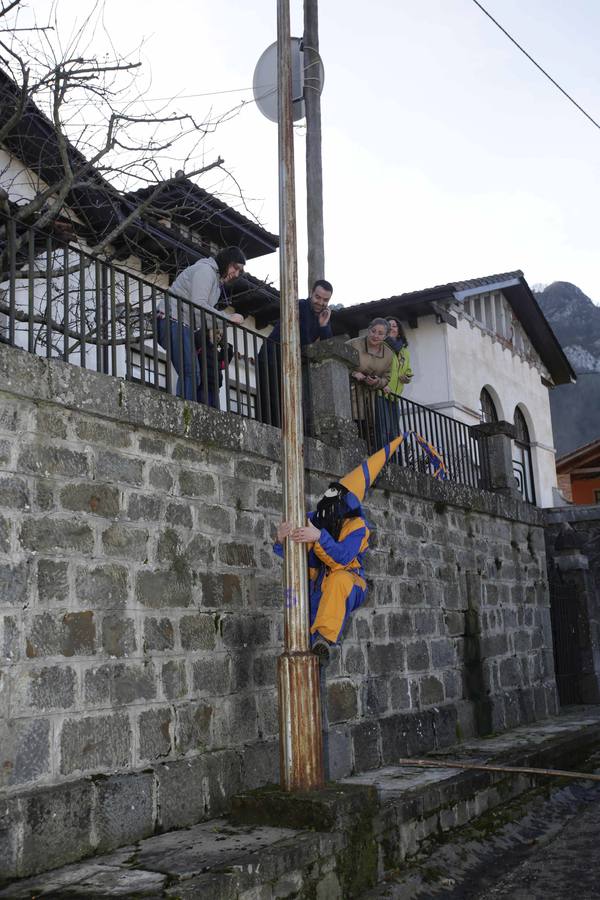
274;436;405;665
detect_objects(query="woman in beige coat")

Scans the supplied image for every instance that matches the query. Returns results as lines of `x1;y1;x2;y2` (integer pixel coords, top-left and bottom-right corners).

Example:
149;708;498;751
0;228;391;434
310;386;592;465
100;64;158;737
346;318;395;434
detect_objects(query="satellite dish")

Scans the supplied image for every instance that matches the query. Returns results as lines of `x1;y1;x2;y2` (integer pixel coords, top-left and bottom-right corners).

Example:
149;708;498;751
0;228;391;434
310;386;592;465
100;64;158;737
253;38;324;123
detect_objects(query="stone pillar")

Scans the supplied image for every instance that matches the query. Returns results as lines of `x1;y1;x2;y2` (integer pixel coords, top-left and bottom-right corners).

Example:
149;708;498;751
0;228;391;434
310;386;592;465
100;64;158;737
470;420;519;497
304;338;362;447
552;523;600;704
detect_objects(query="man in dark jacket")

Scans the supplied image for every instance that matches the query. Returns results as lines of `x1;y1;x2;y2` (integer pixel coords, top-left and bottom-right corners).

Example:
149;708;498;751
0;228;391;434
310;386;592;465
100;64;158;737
258;279;333;426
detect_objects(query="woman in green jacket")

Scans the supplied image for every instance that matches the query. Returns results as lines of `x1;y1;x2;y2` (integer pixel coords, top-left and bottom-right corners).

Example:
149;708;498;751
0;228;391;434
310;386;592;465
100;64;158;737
385;318;413;396
377;317;413;445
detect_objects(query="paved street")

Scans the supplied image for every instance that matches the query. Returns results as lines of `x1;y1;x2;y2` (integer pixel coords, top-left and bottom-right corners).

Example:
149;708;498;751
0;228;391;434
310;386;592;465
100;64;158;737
366;776;600;899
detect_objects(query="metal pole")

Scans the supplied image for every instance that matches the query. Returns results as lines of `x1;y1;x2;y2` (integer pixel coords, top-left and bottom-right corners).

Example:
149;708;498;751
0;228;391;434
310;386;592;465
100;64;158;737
276;0;324;792
304;0;325;293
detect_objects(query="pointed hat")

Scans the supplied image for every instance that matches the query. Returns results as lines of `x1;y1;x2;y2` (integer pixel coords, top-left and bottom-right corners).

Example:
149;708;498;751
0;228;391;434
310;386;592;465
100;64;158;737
339;435;405;510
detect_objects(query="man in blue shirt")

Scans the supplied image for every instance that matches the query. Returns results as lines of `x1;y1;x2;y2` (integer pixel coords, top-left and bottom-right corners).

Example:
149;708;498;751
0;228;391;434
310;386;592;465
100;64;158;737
258;279;333;426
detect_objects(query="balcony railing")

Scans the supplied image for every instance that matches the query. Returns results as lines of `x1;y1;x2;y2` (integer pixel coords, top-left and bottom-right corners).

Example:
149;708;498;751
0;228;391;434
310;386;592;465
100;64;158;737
353;383;491;491
0;213;283;425
0;213;491;492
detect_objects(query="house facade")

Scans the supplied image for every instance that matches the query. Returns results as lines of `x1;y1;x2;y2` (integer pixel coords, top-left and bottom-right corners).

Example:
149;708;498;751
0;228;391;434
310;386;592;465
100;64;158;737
556;439;600;505
334;273;575;508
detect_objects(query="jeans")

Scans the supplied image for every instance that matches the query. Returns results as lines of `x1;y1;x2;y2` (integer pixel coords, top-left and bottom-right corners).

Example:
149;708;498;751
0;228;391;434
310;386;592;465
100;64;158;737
157;317;199;401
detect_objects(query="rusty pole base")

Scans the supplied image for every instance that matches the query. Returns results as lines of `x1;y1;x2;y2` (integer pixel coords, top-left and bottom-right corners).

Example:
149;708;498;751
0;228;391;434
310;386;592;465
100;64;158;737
278;650;325;792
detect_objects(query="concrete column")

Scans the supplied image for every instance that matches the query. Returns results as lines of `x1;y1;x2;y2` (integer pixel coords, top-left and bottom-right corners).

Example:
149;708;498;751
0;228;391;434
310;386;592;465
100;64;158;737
304;338;362;447
470;420;519;497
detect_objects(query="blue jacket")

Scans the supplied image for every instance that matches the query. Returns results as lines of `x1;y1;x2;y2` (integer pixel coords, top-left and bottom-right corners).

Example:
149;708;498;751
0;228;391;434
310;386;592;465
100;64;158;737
269;298;332;347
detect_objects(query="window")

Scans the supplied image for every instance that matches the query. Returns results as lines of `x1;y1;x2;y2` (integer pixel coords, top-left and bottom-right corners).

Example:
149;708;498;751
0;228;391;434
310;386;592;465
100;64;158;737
228;385;256;418
595;489;600;505
513;407;536;504
480;388;498;424
130;348;167;389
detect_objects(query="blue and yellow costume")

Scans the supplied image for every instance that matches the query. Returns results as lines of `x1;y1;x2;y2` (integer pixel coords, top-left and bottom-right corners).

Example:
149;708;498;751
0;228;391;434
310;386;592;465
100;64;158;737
275;436;408;645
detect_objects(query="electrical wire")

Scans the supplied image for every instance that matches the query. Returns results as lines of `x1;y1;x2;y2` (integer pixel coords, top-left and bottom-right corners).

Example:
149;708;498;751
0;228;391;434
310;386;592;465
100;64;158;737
471;0;600;132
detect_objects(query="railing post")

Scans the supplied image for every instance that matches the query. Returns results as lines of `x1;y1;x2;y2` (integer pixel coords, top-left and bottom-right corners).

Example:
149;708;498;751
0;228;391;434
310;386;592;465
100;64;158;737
304;337;362;447
470;420;519;497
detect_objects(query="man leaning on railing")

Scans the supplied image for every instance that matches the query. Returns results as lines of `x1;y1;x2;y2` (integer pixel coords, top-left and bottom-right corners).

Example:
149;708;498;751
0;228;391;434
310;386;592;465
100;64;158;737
157;247;245;401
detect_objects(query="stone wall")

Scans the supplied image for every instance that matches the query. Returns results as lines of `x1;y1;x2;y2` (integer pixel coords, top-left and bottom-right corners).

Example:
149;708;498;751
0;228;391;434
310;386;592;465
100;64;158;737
0;344;558;879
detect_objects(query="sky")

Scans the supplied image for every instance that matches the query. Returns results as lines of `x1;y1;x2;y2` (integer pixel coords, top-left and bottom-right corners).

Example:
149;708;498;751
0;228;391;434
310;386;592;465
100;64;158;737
20;0;600;306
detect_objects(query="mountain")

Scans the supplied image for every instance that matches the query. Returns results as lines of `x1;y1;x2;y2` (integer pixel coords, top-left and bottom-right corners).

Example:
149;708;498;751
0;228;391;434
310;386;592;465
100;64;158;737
535;282;600;457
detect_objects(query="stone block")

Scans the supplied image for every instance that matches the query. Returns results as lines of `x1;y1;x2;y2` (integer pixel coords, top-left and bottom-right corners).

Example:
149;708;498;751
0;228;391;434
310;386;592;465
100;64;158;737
0;560;29;606
431;639;456;669
84;665;111;705
499;656;521;689
0;796;19;879
0;718;50;788
149;464;173;492
76;564;128;608
178;469;217;498
327;680;358;724
21;780;93;873
136;569;192;608
112;662;157;704
419;675;445;706
26;611;96;658
200;573;242;608
180;613;217;651
155;757;205;830
162;659;188;699
406;640;431;672
60;713;132;775
0;514;9;553
102;522;149;560
139;435;166;455
59;483;120;518
0;475;29;509
236;460;273;482
352;720;381;772
194;503;232;535
240;740;278;791
18;445;88;477
76;418;132;448
143;616;175;651
390;675;411;711
102;614;137;657
20;517;93;553
37;559;69;604
366;642;404;676
166;500;193;529
96;450;143;485
175;701;213;753
250;649;278;689
192;656;231;694
361;677;389;717
218;542;256;568
1;615;19;663
343;645;366;676
28;665;77;710
93;772;155;853
216;693;258;745
257;688;279;738
127;492;162;521
388;611;412;638
221;614;271;648
138;707;172;761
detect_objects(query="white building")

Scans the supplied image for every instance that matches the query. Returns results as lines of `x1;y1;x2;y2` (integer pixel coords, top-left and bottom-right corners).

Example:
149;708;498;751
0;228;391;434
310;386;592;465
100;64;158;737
334;273;575;507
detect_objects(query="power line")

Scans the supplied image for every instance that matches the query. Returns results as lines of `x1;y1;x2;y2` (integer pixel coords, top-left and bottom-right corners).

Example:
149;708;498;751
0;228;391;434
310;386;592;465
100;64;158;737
471;0;600;132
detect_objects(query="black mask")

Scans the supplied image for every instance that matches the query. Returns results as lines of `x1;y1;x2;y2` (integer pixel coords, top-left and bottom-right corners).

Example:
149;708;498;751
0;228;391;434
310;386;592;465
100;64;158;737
313;483;349;541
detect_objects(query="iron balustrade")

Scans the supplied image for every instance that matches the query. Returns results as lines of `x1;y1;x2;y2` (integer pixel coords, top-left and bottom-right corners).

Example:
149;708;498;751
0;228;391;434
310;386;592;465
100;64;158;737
353;382;492;491
0;213;282;424
0;213;493;492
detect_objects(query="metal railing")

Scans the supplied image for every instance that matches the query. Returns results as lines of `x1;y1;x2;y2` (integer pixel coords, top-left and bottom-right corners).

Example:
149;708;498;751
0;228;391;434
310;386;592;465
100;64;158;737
0;213;282;425
0;213;494;492
353;383;491;491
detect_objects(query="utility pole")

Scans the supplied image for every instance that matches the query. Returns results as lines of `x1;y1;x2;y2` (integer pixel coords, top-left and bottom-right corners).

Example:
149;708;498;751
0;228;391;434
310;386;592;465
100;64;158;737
276;0;325;792
304;0;325;293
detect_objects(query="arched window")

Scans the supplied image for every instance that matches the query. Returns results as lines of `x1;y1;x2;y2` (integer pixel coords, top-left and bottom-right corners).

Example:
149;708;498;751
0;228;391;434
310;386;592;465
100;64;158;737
480;388;498;424
513;407;536;504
